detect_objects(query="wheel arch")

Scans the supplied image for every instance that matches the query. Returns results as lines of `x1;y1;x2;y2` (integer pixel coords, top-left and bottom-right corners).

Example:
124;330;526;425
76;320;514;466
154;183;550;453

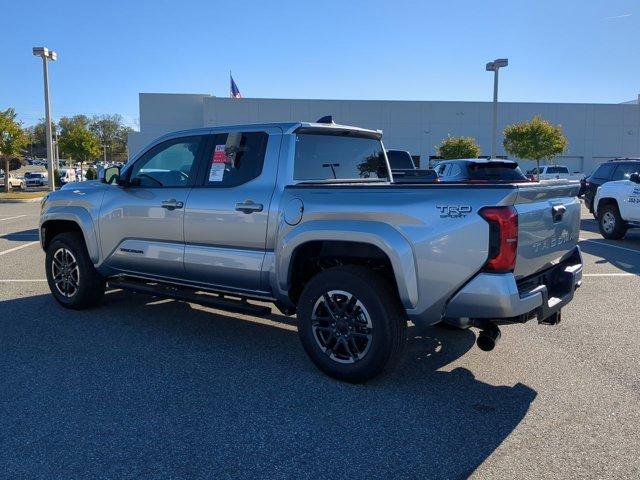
274;220;418;309
41;207;100;264
596;196;620;216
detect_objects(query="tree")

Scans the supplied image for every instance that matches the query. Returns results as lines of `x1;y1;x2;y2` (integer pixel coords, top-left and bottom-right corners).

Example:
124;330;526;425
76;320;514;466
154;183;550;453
503;115;568;180
436;135;481;160
25;119;58;159
90;114;133;162
58;115;91;136
0;108;28;192
59;124;101;181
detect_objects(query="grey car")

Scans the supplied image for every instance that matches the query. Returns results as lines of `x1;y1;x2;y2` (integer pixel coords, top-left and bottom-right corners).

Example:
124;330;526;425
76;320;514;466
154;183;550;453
39;121;583;382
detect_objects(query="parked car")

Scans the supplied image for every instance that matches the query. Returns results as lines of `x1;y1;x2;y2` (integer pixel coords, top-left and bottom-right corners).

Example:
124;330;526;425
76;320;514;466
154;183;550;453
434;159;529;183
25;171;48;187
0;172;26;190
526;165;583;181
39;121;583;382
593;172;640;239
584;158;640;213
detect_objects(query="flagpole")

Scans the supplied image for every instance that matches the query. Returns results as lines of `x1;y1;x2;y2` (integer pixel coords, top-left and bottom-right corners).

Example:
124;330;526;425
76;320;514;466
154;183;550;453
229;70;232;98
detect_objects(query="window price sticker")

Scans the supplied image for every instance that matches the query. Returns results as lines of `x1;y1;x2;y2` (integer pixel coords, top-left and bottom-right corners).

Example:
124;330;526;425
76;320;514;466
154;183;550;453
209;163;225;182
209;145;227;182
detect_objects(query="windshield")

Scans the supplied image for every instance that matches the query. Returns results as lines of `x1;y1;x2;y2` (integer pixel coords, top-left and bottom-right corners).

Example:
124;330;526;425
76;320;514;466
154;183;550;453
467;162;528;182
294;133;389;181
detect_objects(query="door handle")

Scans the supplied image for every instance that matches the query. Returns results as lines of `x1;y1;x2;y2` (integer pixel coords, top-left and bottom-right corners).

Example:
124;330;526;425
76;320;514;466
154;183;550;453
161;199;184;210
235;200;263;214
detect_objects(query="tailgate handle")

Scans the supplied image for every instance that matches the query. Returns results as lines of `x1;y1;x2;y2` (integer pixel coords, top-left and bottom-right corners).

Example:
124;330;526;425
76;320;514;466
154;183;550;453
552;204;566;222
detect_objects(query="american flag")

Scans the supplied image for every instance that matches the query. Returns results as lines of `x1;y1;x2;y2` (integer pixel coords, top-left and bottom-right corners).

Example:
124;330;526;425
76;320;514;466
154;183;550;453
230;74;242;99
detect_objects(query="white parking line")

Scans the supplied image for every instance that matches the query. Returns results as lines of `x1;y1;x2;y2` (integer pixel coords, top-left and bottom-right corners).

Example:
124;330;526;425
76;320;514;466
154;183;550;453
0;279;47;282
579;238;640;255
0;241;39;256
0;215;27;222
583;273;636;277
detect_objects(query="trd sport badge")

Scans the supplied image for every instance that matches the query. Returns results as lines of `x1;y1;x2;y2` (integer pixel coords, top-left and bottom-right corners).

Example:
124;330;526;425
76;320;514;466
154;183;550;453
436;205;472;218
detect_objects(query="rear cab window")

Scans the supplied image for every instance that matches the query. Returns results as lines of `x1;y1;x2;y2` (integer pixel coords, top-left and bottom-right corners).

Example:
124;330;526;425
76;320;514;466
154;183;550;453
466;162;528;182
547;166;569;174
386;150;415;170
294;132;389;181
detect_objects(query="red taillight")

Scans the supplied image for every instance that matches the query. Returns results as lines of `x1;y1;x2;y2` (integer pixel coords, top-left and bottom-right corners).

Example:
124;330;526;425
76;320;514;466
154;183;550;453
479;206;518;272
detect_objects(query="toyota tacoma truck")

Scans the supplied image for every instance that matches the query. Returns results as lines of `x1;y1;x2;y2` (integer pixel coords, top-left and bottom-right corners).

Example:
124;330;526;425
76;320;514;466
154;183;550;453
39;120;583;382
594;171;640;239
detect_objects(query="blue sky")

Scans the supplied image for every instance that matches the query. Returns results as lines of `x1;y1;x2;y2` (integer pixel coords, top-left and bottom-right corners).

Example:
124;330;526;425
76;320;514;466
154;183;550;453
1;0;639;128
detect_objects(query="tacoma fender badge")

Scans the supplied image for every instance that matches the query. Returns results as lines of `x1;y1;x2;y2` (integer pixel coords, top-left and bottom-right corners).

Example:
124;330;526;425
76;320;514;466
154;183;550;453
120;247;144;255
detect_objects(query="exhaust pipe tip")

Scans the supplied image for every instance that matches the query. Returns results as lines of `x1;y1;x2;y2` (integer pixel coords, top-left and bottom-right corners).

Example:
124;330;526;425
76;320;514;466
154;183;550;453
476;325;501;351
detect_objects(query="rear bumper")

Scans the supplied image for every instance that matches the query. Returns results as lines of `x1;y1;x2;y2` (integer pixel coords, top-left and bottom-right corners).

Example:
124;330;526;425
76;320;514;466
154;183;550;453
444;246;582;323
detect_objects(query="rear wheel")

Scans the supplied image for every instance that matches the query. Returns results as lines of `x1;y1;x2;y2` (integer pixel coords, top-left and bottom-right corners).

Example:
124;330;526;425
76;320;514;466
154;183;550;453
598;204;627;240
297;266;407;383
45;232;106;309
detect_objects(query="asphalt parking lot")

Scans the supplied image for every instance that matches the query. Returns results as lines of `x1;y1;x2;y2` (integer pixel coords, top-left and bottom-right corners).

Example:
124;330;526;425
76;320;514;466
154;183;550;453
1;202;639;479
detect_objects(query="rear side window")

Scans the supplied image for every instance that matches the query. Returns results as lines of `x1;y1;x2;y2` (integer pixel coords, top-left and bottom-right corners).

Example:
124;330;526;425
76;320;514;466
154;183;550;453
294;133;389;181
612;163;640;181
467;162;528;182
592;164;615;180
448;164;463;177
203;132;268;187
434;163;447;175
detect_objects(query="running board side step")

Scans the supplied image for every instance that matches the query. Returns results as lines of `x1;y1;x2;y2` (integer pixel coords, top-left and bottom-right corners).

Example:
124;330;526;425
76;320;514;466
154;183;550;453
107;278;272;317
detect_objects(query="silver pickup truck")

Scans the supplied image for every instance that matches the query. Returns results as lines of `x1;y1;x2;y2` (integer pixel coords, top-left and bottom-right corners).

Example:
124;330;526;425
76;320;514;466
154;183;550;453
39;120;583;382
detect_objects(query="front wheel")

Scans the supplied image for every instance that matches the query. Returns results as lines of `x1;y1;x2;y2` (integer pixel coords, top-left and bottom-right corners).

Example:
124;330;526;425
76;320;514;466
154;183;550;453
297;266;407;383
45;232;106;309
598;204;627;240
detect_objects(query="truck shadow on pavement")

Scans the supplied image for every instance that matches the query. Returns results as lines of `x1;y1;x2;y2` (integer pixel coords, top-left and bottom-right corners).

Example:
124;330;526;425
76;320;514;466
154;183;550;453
579;219;640;275
0;290;537;479
0;228;39;241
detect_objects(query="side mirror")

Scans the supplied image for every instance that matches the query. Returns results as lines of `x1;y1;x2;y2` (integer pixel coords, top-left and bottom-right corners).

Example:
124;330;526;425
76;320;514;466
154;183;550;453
630;172;640;184
102;166;121;184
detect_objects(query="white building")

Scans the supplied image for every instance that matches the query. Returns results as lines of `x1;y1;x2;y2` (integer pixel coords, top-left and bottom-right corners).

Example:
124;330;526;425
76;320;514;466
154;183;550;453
129;93;640;174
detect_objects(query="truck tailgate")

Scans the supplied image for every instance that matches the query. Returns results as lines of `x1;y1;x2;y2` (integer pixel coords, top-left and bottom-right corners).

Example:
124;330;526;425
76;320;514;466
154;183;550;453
513;182;581;279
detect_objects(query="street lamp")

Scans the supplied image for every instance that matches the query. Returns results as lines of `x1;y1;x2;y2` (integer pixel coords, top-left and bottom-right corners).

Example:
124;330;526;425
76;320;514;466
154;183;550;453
32;46;57;191
486;58;508;159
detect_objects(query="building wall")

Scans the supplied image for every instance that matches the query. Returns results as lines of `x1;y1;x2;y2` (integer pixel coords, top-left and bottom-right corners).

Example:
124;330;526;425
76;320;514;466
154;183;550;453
130;93;640;173
128;93;212;158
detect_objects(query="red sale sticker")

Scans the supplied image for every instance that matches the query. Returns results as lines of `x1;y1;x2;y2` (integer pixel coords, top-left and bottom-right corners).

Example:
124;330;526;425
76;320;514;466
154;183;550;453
213;145;227;163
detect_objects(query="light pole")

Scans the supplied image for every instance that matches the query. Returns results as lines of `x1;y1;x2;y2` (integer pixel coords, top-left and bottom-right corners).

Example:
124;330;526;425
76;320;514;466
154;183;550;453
486;58;508;159
102;144;108;164
33;46;57;191
53;130;60;169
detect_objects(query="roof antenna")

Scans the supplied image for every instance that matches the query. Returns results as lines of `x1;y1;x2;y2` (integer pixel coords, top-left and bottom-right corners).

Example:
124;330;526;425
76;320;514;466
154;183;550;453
316;115;334;124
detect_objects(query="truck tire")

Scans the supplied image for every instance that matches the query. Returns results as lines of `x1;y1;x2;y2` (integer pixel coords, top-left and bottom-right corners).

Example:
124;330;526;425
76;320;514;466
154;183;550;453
45;232;106;309
598;204;627;240
297;265;407;383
